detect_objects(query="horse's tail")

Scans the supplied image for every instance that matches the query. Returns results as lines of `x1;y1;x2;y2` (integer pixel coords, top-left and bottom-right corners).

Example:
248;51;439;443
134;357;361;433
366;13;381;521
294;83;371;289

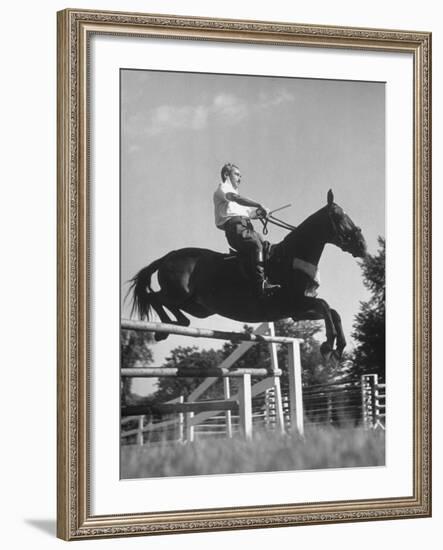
127;257;164;320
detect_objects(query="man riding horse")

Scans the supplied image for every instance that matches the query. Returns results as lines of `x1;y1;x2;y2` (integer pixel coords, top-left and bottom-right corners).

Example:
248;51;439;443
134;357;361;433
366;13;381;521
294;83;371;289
129;184;367;360
214;163;278;298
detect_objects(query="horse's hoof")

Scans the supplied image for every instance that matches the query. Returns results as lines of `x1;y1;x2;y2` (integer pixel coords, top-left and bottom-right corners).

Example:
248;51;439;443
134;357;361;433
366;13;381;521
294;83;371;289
328;351;341;368
320;342;342;367
320;341;333;358
154;332;168;342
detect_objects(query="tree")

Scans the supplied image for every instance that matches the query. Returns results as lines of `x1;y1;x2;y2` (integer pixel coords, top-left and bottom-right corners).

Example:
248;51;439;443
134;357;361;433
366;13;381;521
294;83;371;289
153;346;223;402
120;329;154;404
351;237;385;380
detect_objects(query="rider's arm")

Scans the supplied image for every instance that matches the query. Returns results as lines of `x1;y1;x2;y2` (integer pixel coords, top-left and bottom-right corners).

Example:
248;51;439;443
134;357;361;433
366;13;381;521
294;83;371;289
225;192;268;218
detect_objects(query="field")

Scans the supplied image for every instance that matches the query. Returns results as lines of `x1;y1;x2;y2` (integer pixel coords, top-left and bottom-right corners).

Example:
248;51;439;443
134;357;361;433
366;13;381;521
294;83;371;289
121;426;385;479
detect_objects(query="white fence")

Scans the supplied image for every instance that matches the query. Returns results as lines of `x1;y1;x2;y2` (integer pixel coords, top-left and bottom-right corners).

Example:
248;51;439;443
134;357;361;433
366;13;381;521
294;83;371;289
121;321;304;443
121;320;386;445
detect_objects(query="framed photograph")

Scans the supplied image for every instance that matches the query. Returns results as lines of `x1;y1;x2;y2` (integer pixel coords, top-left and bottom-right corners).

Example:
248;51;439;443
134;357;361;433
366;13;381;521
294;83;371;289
57;8;431;540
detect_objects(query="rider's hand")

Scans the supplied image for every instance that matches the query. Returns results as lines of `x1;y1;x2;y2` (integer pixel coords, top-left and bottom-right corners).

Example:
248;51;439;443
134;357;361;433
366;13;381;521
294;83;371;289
256;206;270;219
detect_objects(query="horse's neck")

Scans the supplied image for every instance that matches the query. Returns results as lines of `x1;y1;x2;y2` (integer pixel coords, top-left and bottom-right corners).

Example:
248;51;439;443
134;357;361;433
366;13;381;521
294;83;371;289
288;235;325;266
278;215;327;267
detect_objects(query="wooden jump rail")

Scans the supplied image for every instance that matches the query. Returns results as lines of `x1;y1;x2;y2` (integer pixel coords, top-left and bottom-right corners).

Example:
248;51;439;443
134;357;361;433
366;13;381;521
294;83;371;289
121;319;304;441
122;400;238;416
121;367;282;378
122;320;301;345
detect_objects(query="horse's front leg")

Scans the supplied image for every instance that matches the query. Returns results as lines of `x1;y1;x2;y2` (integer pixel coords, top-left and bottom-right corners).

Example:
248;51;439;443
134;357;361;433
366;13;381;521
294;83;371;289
293;296;338;361
330;308;346;358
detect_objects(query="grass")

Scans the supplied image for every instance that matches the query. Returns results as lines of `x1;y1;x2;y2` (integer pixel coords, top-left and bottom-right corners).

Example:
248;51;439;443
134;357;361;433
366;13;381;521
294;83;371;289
120;426;385;479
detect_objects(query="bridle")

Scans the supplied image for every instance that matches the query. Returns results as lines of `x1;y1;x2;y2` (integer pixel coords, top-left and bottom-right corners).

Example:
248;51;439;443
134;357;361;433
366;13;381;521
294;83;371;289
258;203;361;252
327;205;362;252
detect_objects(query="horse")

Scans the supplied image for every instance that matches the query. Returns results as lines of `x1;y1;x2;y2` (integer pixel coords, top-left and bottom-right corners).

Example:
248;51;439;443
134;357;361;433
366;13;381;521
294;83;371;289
128;190;367;361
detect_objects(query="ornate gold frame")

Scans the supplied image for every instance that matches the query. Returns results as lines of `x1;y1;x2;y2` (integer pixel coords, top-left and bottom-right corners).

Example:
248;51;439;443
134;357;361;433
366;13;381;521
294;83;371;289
57;8;431;540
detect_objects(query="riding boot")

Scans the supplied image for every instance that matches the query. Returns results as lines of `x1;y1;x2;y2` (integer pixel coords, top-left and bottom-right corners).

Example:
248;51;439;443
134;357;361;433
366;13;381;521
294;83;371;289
251;251;266;297
251;251;279;298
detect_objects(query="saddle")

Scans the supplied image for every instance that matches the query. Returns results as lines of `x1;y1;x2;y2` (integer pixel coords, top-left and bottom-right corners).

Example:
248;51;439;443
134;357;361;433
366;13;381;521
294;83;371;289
224;241;278;292
225;240;273;264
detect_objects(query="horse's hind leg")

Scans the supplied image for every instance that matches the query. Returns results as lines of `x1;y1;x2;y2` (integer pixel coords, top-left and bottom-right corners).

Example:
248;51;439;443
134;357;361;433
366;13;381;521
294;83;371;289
167;306;191;327
148;293;177;341
150;292;192;340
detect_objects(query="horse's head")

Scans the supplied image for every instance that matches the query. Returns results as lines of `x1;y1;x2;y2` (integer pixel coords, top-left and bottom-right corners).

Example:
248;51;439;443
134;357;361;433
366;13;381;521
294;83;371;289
326;190;367;258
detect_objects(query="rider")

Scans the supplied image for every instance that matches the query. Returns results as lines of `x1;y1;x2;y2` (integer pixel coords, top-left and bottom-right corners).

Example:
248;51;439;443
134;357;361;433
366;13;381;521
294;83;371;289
213;163;276;297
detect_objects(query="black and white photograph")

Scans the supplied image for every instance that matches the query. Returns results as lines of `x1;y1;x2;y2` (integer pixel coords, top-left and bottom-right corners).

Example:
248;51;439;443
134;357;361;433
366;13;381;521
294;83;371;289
120;68;386;479
1;0;439;543
51;5;432;543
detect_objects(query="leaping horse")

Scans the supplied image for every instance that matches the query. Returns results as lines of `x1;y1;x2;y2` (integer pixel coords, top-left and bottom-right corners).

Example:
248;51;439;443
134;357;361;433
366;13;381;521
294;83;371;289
128;190;367;361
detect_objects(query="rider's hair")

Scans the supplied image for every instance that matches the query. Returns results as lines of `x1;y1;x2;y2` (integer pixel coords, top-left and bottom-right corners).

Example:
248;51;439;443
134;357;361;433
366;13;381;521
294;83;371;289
221;163;239;182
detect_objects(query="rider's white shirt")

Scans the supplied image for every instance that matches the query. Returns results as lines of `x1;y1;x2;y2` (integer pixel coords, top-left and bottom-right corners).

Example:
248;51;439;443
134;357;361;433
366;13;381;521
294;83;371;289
213;180;258;229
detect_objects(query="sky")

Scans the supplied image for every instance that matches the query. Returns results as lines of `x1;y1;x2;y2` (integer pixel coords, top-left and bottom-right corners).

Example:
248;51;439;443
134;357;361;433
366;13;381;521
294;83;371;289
120;69;385;395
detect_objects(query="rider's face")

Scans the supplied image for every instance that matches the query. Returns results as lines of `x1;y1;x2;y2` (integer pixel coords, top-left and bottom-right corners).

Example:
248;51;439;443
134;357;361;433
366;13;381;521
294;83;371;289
229;168;242;189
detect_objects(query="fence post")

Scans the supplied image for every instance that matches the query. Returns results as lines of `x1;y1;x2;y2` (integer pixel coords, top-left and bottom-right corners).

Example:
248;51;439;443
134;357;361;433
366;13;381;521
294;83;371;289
374;378;386;429
282;394;290;429
186;411;195;442
264;388;274;428
178;395;184;443
287;340;304;435
239;373;252;439
137;416;144;446
267;323;285;434
361;374;385;430
223;377;233;438
327;394;333;425
361;374;375;429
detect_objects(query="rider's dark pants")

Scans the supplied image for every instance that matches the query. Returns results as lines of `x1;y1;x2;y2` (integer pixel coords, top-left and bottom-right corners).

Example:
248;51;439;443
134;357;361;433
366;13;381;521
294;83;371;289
223;216;265;294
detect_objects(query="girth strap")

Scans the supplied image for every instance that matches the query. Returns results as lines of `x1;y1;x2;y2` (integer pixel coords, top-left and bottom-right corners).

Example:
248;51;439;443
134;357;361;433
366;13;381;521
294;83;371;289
292;258;319;282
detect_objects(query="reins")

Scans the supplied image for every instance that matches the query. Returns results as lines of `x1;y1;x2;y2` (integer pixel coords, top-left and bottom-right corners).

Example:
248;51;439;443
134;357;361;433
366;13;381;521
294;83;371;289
257;203;296;235
260;214;297;235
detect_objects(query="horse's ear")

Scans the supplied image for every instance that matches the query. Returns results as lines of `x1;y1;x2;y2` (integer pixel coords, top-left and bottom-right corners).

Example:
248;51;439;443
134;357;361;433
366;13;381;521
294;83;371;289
327;189;334;206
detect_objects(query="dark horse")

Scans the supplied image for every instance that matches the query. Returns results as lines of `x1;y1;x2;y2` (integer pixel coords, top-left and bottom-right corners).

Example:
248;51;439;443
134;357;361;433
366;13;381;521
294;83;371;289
129;190;367;361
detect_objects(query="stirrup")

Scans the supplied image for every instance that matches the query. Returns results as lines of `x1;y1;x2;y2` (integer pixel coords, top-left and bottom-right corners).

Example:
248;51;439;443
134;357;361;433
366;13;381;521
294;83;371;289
224;248;238;261
259;280;281;297
263;281;280;290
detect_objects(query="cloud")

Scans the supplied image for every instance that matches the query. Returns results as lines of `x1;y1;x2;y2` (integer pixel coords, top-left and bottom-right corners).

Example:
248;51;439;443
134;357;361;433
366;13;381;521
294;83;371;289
258;89;295;109
134;89;295;137
212;93;249;123
147;104;209;136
